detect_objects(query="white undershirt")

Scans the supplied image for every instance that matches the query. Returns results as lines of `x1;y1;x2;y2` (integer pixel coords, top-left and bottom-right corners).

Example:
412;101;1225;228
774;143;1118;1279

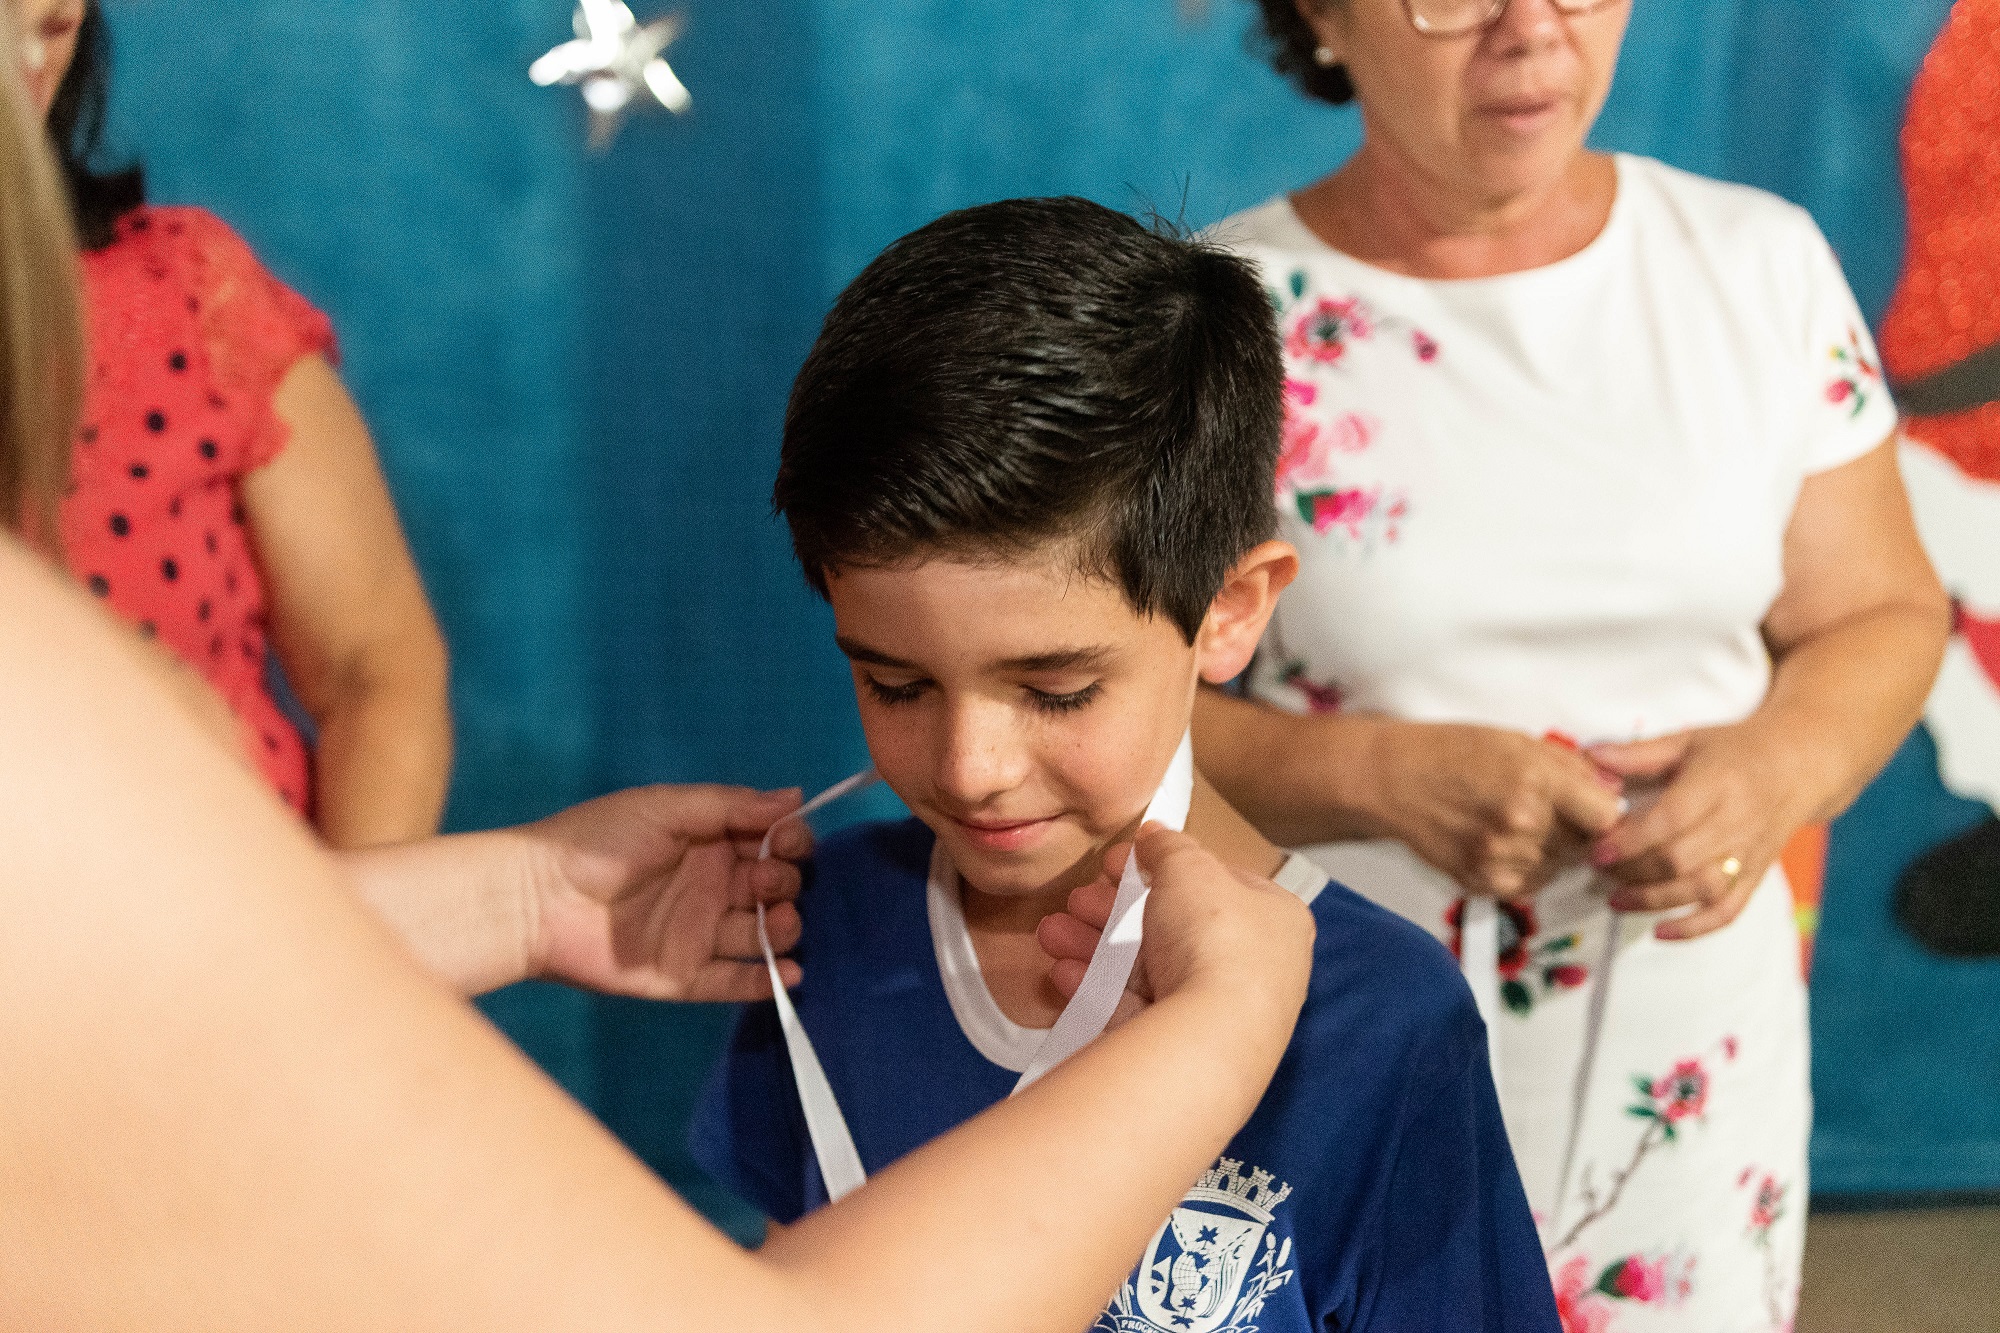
926;841;1329;1073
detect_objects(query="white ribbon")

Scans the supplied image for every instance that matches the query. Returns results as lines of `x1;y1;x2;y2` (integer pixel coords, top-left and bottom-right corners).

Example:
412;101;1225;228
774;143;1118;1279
754;733;1196;1202
756;767;881;1202
1458;897;1503;1081
1014;733;1195;1091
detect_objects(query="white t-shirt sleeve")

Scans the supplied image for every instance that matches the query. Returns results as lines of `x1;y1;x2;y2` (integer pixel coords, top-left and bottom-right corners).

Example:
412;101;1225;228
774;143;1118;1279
1792;216;1898;473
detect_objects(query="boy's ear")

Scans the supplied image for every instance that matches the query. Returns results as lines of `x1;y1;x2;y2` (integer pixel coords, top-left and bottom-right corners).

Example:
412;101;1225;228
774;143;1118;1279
1195;540;1299;685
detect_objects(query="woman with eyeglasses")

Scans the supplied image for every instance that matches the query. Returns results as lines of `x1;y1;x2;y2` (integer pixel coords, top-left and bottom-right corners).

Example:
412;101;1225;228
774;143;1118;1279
18;0;450;846
1195;1;1948;1325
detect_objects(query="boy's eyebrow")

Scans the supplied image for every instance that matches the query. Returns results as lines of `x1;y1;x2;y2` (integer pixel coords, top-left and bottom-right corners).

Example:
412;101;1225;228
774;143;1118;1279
833;636;1115;674
997;646;1116;673
834;635;918;669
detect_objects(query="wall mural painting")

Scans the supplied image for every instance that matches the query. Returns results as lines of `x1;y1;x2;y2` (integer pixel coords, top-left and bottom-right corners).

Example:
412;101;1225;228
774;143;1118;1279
1882;0;2000;959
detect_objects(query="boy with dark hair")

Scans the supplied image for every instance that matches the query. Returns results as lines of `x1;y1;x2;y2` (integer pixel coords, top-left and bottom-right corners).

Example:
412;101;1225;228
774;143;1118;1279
692;197;1558;1332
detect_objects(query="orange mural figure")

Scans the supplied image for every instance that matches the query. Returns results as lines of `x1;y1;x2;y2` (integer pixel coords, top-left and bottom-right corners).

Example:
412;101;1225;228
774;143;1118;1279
1881;0;2000;956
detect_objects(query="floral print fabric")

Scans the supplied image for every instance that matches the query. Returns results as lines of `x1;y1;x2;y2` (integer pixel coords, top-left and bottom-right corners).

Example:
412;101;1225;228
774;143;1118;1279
1266;279;1424;552
1212;154;1887;1331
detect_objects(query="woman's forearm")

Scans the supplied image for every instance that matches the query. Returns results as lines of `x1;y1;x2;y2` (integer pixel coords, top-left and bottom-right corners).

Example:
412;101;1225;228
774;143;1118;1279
310;632;453;849
339;829;533;995
1755;600;1950;823
1193;686;1387;847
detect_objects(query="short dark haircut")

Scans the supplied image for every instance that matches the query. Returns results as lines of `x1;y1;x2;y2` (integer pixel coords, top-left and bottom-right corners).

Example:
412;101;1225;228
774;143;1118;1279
50;3;145;251
1248;0;1356;106
775;196;1283;644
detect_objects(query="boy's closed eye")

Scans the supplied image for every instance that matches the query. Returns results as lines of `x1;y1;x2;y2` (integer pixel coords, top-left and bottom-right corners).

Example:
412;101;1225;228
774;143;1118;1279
860;672;1104;716
1022;682;1101;715
861;673;929;706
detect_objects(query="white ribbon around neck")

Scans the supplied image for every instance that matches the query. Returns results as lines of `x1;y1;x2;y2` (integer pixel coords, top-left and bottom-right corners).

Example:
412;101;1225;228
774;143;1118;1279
754;733;1197;1203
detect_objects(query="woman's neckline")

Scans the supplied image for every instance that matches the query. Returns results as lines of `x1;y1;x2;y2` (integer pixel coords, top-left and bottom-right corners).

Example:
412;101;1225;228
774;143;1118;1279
1277;152;1631;290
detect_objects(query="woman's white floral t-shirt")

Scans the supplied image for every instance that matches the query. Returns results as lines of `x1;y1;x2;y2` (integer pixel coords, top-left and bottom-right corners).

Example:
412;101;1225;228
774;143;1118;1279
1217;154;1895;1333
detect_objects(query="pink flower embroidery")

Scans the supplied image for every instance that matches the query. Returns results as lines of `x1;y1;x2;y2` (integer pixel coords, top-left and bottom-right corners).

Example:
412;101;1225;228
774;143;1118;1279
1413;330;1439;361
1273;385;1377;498
1302;486;1377;536
1825;326;1880;419
1288;482;1411;545
1281;662;1343;714
1627;1055;1710;1141
1651;1059;1709;1124
1722;1035;1739;1061
1553;1256;1616;1333
1286;296;1374;364
1596;1253;1696;1307
1491;900;1538;982
1737;1169;1794;1326
1749;1174;1785;1233
1274;412;1322;498
1608;1255;1665;1302
1445;902;1591;1016
1324;410;1376;454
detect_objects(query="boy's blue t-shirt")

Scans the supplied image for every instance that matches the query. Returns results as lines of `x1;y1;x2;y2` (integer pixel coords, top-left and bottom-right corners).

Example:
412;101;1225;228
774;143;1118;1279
690;819;1559;1333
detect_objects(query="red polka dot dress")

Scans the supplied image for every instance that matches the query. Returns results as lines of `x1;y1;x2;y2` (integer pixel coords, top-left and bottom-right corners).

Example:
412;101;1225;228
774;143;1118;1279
60;206;335;816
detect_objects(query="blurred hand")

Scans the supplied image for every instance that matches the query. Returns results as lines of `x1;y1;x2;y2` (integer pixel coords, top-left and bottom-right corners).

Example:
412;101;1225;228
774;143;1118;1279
1036;824;1315;1034
1588;723;1816;941
1361;722;1626;898
523;784;809;1001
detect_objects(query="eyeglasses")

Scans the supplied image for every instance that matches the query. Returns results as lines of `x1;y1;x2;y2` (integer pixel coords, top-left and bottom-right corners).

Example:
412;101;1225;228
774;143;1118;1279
1403;0;1625;39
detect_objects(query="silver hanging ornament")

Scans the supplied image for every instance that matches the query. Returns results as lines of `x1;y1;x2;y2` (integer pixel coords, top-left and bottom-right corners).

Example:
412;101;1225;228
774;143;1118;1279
531;0;692;150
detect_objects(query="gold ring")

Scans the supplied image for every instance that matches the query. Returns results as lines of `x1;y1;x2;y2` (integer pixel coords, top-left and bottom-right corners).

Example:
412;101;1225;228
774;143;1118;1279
1719;855;1744;886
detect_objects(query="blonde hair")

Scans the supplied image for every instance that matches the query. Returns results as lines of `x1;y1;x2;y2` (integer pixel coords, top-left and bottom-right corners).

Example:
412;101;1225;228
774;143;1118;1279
0;4;82;535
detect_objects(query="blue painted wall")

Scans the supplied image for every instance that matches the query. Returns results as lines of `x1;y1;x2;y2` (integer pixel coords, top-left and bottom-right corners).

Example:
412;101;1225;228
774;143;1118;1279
102;0;1993;1210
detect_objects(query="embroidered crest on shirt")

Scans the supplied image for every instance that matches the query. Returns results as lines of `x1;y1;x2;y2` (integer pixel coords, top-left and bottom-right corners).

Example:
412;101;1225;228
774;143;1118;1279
1095;1158;1297;1333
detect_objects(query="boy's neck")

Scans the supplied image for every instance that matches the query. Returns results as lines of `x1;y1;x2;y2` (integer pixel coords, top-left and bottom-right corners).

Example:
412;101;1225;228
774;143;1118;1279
957;771;1287;1030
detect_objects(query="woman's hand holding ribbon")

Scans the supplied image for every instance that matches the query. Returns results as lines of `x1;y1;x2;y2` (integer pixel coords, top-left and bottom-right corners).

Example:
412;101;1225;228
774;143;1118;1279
1037;823;1315;1047
1587;722;1818;941
523;783;810;1001
346;783;814;999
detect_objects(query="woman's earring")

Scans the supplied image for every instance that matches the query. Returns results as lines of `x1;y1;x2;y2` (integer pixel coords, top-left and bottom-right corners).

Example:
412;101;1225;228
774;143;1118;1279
1313;45;1338;68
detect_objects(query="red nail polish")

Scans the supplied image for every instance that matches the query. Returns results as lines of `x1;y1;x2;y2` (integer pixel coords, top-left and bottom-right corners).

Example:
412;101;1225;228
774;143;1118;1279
1591;844;1617;868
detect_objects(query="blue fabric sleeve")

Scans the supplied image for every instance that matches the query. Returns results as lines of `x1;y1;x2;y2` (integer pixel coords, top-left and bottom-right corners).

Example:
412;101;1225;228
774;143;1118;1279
686;1000;811;1226
1360;1019;1561;1332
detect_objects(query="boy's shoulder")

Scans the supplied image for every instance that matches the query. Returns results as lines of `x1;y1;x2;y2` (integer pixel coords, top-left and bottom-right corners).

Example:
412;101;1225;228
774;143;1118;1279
1293;867;1484;1074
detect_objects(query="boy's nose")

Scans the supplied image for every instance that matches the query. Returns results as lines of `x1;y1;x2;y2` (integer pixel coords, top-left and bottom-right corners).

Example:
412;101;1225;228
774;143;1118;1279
932;702;1032;808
